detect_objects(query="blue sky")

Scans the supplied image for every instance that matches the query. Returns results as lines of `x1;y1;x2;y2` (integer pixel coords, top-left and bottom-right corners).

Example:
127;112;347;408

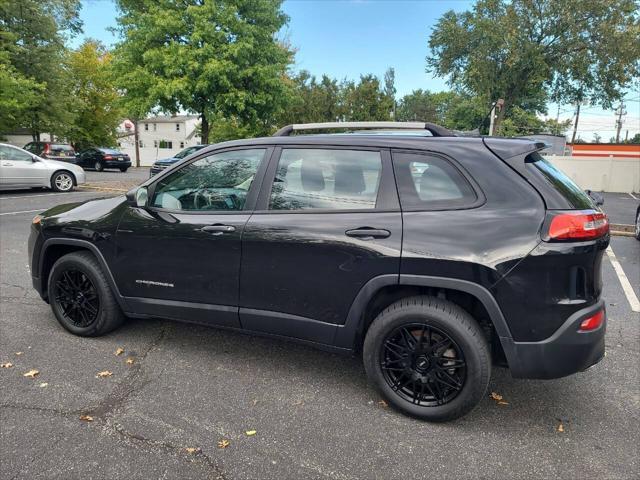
77;0;638;139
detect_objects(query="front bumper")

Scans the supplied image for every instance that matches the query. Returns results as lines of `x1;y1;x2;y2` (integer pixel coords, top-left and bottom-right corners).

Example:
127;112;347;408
150;164;171;176
503;299;606;379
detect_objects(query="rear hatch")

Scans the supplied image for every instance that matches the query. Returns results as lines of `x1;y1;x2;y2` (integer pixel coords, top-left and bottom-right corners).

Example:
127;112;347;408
484;137;609;341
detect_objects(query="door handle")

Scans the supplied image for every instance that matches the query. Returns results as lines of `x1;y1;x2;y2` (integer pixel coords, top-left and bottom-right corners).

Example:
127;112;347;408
200;224;236;234
345;227;391;240
2;162;14;166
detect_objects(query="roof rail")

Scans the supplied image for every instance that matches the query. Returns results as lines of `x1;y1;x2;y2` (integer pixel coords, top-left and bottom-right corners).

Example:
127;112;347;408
272;121;455;137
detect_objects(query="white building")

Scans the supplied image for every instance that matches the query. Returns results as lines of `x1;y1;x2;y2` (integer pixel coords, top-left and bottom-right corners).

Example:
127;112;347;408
117;115;202;166
1;129;52;148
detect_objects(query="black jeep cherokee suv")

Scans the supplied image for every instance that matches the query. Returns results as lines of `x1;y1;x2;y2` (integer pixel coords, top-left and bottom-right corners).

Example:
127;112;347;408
28;122;609;421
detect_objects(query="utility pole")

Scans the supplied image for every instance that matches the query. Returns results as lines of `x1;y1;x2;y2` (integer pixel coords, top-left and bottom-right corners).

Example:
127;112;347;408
614;101;627;143
555;104;561;135
571;102;581;144
488;99;504;136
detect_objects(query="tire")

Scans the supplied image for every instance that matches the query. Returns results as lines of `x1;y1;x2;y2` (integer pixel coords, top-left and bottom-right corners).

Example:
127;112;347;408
94;160;104;172
120;167;128;173
51;171;75;192
47;251;125;336
363;296;491;422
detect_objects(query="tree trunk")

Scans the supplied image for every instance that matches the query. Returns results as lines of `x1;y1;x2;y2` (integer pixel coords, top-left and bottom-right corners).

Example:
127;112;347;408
494;101;507;136
201;111;209;144
133;119;140;168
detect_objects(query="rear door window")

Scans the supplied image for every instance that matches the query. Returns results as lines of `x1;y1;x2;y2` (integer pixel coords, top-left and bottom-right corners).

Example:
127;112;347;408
392;152;478;210
268;148;382;211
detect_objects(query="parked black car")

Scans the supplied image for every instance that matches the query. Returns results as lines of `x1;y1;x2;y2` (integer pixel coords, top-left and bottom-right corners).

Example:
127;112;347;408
149;144;208;176
24;142;76;163
28;122;609;421
76;147;132;172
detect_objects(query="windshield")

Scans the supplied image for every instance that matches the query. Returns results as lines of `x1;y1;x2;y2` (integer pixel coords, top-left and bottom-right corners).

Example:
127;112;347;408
175;146;201;159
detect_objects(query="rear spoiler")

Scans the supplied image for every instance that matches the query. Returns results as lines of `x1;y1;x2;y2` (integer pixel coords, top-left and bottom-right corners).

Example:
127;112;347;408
482;137;546;176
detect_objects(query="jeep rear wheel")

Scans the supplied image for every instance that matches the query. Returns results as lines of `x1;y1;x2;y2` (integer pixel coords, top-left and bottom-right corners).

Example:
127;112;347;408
363;296;491;422
48;251;124;336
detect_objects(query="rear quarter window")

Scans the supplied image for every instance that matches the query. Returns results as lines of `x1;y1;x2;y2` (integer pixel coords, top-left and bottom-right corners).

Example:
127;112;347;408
392;152;479;210
524;153;594;209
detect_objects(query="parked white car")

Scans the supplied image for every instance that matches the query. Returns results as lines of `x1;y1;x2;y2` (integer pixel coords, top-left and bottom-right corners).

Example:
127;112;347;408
0;143;85;192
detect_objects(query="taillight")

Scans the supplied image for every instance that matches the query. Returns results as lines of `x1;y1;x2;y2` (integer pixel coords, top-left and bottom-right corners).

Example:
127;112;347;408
103;155;113;160
43;144;50;155
578;310;604;331
546;210;609;241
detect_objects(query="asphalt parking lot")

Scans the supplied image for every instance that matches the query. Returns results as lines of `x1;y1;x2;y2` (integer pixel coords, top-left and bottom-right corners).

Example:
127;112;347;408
1;186;639;479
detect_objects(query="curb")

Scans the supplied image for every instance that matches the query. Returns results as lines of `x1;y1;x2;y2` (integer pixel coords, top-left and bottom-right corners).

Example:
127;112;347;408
610;223;635;237
78;186;128;193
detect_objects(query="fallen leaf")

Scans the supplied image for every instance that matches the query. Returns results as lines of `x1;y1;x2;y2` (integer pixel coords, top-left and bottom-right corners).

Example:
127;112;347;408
95;370;113;378
252;399;259;406
557;422;564;433
497;401;509;405
114;347;125;356
378;399;388;408
23;369;39;378
79;415;94;422
15;352;23;356
39;382;48;388
1;362;13;368
490;392;503;401
125;357;135;365
185;447;201;454
245;430;257;436
217;439;230;449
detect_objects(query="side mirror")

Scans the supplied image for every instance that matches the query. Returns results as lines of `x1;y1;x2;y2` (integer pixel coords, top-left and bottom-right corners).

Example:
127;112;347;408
31;155;40;163
126;186;149;208
585;189;604;207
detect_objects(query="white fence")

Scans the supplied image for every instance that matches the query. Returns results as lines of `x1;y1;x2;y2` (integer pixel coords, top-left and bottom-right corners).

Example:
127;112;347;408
547;156;639;193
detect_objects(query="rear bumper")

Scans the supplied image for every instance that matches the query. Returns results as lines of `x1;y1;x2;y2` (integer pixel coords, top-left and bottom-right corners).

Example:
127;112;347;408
104;161;131;169
503;299;606;379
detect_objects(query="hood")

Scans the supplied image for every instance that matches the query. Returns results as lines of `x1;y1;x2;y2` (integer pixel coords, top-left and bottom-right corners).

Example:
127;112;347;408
154;157;179;165
41;195;127;222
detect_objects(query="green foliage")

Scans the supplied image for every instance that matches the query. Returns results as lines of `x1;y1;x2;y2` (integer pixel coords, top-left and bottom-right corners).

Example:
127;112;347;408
396;90;486;132
111;0;293;143
276;70;394;126
65;40;123;150
427;0;640;133
0;0;82;139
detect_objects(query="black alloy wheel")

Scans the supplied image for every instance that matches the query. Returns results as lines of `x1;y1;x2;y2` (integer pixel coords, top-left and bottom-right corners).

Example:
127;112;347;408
47;251;125;336
380;323;466;406
363;296;491;422
52;269;100;327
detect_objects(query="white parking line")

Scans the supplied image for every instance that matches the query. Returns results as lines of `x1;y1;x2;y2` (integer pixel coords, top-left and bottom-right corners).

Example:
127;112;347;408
629;192;638;200
0;209;44;216
606;246;640;313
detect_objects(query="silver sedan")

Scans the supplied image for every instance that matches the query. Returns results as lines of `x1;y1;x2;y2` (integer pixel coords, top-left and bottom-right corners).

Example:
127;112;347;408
0;143;86;192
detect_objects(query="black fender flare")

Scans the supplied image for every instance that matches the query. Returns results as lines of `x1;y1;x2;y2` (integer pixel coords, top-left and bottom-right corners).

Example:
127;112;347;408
334;274;517;369
40;238;129;311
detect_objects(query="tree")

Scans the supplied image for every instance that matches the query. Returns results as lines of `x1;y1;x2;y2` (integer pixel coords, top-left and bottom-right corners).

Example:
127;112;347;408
383;67;396;118
112;0;293;143
343;74;393;121
0;0;82;139
65;40;123;150
427;0;640;134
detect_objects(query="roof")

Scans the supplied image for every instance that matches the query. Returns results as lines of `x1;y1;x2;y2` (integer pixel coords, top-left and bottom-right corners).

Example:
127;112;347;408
201;133;542;162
